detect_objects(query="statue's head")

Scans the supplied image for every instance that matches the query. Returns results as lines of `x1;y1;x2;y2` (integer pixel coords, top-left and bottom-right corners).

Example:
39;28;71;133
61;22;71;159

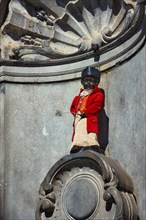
81;66;100;90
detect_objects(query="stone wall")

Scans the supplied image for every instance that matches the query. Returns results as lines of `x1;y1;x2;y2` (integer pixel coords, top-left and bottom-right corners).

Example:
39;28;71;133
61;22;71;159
101;45;146;220
0;80;79;219
0;44;145;220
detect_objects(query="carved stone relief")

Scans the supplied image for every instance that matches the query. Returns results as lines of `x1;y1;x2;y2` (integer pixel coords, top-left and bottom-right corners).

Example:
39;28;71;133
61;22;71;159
0;0;145;60
0;0;145;81
35;151;138;220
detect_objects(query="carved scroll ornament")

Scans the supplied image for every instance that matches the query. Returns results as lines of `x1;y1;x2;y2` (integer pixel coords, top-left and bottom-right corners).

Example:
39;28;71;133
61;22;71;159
35;151;138;220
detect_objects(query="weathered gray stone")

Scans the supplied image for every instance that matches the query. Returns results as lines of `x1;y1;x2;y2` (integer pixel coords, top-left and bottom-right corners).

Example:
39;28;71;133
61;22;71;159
0;81;77;220
0;0;10;26
36;151;137;220
0;43;145;219
0;0;145;73
100;45;146;220
0;1;145;220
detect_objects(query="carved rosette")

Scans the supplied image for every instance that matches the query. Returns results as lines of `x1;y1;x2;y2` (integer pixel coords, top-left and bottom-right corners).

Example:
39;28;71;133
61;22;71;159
35;151;138;220
0;0;146;82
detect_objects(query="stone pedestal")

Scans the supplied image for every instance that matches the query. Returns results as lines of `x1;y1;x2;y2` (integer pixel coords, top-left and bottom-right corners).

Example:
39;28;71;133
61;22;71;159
36;151;138;220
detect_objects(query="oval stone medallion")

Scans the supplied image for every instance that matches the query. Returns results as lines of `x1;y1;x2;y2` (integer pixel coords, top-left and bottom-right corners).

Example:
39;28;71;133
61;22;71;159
62;176;100;219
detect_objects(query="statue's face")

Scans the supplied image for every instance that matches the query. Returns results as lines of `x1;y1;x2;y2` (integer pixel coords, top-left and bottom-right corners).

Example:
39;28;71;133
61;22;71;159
82;76;97;90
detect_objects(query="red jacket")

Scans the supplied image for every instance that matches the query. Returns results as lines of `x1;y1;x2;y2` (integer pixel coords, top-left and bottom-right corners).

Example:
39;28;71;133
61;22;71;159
70;86;104;139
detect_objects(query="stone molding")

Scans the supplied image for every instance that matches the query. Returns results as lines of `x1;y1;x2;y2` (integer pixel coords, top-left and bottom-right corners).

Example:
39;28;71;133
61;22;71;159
35;151;138;220
0;0;146;82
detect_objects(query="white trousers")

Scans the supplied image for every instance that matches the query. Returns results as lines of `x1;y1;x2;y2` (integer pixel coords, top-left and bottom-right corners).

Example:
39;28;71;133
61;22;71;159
71;114;99;148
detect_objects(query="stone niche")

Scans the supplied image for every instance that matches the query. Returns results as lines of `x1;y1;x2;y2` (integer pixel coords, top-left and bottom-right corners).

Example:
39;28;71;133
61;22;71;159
0;1;146;220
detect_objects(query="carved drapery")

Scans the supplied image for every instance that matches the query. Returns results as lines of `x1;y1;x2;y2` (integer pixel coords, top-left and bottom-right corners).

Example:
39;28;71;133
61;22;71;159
35;151;138;220
0;0;145;82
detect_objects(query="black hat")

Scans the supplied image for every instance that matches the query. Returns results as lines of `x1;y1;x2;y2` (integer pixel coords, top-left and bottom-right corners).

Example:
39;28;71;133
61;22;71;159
81;66;100;81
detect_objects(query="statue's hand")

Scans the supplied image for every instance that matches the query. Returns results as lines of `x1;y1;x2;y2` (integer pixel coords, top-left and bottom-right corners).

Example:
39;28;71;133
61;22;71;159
80;112;86;118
